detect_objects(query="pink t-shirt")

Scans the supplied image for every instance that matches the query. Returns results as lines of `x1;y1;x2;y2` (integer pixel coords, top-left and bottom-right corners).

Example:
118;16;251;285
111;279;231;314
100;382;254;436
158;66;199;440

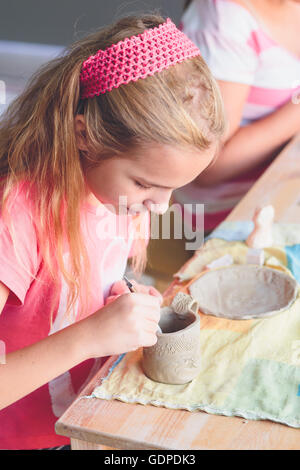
0;182;148;449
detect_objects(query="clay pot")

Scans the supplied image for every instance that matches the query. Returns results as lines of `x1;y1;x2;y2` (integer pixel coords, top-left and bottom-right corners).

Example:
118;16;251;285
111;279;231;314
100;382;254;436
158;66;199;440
189;265;298;320
142;305;201;385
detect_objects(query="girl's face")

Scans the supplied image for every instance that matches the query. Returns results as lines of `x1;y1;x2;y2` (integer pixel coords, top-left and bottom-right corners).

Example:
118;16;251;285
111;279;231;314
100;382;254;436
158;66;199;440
83;143;217;215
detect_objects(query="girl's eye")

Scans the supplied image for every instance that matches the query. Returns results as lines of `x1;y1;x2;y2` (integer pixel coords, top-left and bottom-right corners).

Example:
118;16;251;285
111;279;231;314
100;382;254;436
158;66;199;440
134;180;151;190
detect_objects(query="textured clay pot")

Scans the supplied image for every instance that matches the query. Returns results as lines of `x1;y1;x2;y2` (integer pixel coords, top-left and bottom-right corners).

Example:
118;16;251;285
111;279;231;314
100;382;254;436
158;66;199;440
142;293;201;385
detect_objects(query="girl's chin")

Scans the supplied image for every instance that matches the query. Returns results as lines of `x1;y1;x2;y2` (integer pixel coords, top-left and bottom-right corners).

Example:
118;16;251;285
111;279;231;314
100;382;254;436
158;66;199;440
126;206;148;216
103;204;148;216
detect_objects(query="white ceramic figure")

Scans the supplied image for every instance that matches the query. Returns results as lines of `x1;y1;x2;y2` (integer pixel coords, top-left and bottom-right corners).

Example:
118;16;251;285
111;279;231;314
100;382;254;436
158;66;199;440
246;205;274;249
206;254;234;270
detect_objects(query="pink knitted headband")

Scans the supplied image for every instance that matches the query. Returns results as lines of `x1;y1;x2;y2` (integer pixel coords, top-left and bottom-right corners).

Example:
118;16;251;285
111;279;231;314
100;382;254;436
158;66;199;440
79;18;201;99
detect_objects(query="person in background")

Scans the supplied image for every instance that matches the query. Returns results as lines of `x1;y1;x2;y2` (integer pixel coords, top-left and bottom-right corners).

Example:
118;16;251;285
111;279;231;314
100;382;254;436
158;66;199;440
174;0;300;233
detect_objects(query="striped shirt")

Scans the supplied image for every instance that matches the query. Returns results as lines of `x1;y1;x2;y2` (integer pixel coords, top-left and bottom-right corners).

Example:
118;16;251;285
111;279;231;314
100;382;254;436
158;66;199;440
173;0;300;231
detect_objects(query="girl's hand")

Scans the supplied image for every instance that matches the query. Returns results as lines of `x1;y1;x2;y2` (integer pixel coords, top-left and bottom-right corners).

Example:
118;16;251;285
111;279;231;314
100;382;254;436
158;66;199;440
106;279;163;305
83;292;161;359
129;279;163;303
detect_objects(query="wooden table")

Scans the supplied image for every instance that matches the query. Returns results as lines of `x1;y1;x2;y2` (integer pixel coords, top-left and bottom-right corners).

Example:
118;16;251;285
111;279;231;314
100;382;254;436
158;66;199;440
55;136;300;450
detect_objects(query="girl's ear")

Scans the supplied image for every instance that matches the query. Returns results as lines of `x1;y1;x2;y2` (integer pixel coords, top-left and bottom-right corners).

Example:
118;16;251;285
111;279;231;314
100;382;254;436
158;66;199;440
74;114;88;151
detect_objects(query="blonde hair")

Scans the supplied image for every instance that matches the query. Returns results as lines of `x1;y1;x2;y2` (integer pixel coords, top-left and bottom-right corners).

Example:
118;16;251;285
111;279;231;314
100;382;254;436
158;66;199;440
0;14;225;322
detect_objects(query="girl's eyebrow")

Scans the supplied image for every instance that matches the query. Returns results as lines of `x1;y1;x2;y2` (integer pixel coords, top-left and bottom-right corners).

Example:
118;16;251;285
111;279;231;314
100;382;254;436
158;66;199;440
138;177;173;190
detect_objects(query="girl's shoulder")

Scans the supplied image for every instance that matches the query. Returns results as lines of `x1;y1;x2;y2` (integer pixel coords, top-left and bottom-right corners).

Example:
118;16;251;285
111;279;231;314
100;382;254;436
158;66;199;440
182;0;259;34
224;0;253;11
0;179;36;222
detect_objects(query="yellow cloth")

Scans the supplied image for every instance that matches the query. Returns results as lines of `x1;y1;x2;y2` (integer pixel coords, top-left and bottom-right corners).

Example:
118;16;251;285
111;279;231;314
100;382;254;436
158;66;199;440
91;235;300;427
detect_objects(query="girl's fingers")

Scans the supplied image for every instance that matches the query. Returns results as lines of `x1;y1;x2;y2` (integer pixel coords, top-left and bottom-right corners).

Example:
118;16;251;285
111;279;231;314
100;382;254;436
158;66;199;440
130;280;163;304
144;320;161;334
142;332;158;347
148;286;163;303
110;280;130;296
143;305;161;324
130;279;147;293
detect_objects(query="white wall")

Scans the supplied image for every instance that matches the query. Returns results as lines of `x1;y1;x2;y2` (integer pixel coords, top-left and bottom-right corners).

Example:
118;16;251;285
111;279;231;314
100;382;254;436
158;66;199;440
0;41;64;115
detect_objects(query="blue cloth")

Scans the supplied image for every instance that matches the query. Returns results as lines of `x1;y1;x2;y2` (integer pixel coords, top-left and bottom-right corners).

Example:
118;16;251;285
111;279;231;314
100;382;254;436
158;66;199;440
206;221;254;242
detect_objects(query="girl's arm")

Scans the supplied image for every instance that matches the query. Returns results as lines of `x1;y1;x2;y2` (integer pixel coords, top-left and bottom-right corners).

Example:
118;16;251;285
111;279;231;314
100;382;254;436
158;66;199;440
0;281;91;410
0;282;160;410
196;80;300;185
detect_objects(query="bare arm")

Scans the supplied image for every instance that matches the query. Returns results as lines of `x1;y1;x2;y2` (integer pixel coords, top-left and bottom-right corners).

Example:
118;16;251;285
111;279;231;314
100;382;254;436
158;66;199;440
196;80;300;185
0;282;160;410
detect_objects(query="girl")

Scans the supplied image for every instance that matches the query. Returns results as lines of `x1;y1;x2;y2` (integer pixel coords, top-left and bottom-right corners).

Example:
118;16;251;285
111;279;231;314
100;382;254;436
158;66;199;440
0;15;225;449
175;0;300;232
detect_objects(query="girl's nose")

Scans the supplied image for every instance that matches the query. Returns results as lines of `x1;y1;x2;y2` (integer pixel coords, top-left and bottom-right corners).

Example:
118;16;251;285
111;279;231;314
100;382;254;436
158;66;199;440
143;199;170;214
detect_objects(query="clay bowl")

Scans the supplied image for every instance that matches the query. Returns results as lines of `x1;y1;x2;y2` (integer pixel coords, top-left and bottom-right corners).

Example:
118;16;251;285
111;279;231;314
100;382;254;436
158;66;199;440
142;307;201;385
189;265;298;320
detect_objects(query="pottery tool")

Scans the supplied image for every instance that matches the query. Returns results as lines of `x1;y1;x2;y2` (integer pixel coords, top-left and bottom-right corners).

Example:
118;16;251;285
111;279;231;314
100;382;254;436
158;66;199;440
123;275;136;293
123;276;162;334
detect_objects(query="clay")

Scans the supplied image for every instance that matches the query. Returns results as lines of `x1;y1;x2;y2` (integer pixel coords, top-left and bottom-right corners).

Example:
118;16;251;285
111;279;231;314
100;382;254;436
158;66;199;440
142;294;201;385
171;292;198;315
189;265;298;320
246;247;265;266
206;253;234;270
246;205;274;249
